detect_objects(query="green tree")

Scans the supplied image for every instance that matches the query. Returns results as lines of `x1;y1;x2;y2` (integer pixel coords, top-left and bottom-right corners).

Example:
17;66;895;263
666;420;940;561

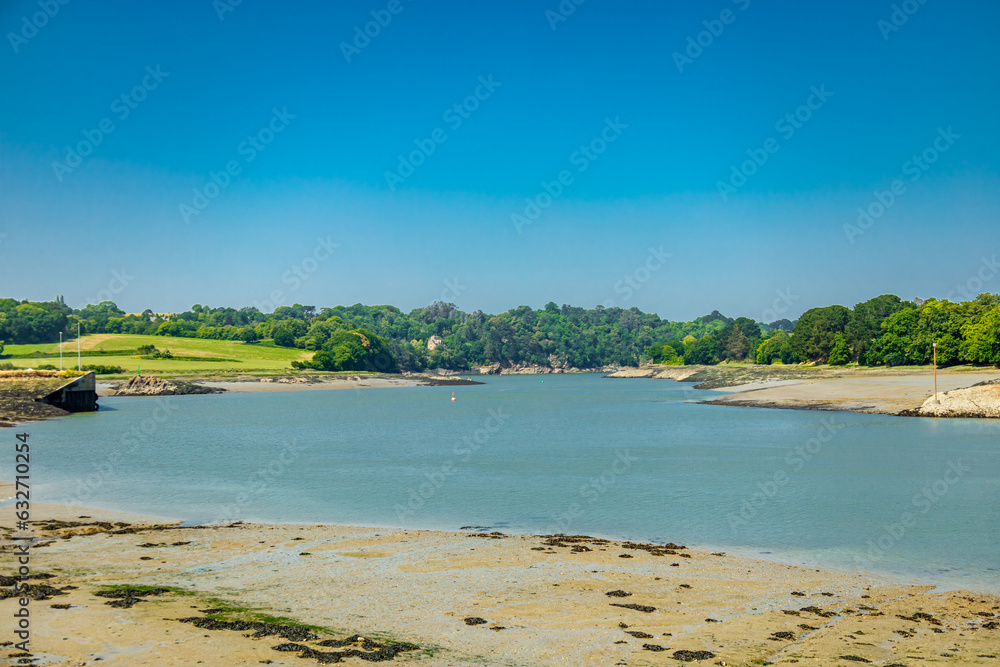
272;322;296;347
294;328;399;373
648;343;680;364
827;333;851;365
684;336;719;365
846;294;911;365
725;327;751;361
791;305;850;362
755;330;792;364
961;305;1000;364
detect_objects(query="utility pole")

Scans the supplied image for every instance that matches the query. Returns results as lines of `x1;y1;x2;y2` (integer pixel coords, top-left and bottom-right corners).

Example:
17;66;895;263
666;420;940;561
77;321;81;371
932;342;938;403
59;332;63;371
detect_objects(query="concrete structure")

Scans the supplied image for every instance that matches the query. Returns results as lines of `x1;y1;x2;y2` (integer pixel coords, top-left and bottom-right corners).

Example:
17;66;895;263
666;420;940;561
41;372;98;412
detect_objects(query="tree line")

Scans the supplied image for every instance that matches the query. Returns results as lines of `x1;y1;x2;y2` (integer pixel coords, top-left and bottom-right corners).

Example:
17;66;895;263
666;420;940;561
2;292;998;372
650;293;1000;367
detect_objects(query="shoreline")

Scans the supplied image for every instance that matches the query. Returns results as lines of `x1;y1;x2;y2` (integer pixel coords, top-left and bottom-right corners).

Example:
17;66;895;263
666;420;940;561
607;365;1000;418
11;489;995;596
3;500;998;665
8;366;1000;428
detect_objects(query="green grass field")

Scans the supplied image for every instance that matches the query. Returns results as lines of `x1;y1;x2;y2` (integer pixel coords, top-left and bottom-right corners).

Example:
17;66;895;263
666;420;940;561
2;334;312;376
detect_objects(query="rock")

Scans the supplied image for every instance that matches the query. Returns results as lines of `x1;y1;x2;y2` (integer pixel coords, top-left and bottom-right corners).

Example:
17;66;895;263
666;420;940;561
902;380;1000;418
604;368;655;378
107;376;225;397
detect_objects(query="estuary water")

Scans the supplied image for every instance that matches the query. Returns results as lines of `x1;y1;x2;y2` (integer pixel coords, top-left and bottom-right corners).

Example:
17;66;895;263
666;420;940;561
8;374;1000;591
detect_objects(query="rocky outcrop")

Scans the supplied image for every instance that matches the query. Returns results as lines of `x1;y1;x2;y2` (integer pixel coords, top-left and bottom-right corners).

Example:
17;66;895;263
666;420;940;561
603;366;699;380
901;379;1000;418
651;367;703;381
107;376;225;397
259;376;322;384
605;368;655;378
488;363;624;375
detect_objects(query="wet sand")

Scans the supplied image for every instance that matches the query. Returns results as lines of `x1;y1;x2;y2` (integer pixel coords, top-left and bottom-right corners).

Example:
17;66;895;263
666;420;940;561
705;370;1000;415
2;502;998;666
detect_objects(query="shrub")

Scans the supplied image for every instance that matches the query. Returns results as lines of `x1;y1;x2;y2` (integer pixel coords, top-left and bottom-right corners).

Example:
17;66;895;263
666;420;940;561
82;364;127;375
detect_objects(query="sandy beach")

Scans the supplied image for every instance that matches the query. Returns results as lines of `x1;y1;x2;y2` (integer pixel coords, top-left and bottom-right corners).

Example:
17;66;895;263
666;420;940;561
706;370;1000;415
2;500;998;666
603;365;1000;417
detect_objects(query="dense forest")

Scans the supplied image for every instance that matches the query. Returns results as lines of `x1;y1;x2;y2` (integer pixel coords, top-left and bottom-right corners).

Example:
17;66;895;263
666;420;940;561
2;292;999;372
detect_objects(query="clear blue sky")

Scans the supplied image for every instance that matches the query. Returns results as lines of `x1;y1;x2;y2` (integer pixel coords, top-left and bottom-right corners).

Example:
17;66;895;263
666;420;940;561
1;0;998;321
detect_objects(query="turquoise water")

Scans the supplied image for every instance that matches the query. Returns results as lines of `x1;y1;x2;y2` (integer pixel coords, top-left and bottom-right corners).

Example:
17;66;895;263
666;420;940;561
7;374;999;591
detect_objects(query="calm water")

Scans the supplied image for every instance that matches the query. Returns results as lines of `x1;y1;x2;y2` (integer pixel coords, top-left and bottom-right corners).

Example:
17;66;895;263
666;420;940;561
7;374;999;591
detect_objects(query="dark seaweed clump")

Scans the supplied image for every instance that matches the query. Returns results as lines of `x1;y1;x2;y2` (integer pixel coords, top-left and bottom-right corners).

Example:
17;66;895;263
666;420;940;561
95;587;171;608
610;603;656;613
272;635;417;663
673;649;716;661
0;580;68;601
178;616;318;642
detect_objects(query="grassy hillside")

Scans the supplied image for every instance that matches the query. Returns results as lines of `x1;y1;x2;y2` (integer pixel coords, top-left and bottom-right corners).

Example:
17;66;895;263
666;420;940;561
3;334;312;375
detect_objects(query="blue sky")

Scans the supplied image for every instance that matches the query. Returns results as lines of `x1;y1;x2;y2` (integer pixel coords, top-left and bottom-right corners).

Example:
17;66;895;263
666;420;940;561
1;0;998;321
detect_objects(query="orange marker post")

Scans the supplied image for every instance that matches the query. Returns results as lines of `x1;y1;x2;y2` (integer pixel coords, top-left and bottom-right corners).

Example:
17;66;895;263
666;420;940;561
932;342;938;403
